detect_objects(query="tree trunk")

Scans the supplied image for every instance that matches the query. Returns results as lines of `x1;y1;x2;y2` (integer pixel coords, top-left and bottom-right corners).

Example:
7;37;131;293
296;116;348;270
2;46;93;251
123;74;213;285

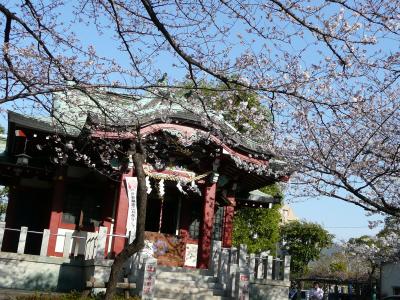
104;147;147;300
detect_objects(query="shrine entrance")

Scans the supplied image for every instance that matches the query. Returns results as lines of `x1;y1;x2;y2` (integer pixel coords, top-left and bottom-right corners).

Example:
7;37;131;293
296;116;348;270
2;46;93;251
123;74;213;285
144;179;205;267
145;179;186;235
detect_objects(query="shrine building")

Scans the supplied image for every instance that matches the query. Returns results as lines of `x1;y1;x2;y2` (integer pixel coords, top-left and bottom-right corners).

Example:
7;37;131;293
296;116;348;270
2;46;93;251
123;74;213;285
0;91;288;269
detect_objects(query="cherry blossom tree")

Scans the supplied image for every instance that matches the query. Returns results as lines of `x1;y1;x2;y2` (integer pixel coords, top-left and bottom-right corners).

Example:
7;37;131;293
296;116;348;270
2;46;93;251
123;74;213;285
0;0;399;298
344;233;400;283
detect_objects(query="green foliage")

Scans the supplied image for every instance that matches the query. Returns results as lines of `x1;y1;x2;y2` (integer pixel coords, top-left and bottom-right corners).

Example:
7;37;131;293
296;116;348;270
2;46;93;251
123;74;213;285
177;79;270;132
233;204;281;253
259;183;283;200
0;125;4;134
378;216;400;237
329;260;347;273
0;186;8;199
280;220;334;278
0;202;6;215
0;186;8;215
308;250;370;281
348;235;374;245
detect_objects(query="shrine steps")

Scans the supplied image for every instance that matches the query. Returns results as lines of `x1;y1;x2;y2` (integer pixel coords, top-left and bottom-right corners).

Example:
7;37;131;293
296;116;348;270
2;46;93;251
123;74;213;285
153;266;228;300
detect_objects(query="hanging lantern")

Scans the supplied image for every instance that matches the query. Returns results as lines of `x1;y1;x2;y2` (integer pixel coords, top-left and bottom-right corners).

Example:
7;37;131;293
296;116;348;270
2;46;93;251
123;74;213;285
15;153;31;166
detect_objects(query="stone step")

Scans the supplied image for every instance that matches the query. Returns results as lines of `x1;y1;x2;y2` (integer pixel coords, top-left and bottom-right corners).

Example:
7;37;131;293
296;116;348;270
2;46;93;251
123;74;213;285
153;296;229;300
151;266;226;300
156;271;217;282
155;278;222;289
155;284;225;294
156;266;213;276
154;289;226;300
154;296;228;300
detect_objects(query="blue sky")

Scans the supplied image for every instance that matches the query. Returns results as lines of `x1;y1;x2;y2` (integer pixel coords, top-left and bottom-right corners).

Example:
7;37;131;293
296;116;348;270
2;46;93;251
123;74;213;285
0;2;389;242
289;196;383;241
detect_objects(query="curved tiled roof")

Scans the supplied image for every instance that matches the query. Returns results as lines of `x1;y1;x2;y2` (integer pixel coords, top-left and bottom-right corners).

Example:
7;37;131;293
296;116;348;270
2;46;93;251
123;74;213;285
86;97;274;158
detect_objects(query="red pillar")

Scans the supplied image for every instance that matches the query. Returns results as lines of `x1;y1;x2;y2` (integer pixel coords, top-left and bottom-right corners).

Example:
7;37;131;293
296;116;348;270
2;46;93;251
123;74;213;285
179;196;190;241
197;182;217;269
111;171;132;256
222;195;235;248
101;181;118;257
47;168;66;256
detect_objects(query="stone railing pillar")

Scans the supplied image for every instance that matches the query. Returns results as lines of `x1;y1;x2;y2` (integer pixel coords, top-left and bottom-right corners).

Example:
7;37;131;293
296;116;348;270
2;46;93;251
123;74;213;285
63;231;73;258
238;244;247;268
210;240;222;276
96;226;108;259
256;252;268;279
284;255;291;281
235;267;250;300
218;248;230;289
17;226;28;254
0;221;5;251
266;255;273;280
274;257;281;280
140;258;157;300
40;229;50;256
229;263;238;298
249;253;256;281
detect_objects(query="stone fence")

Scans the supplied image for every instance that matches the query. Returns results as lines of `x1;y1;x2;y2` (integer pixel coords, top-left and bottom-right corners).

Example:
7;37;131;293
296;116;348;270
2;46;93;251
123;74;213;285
0;223;290;299
209;242;291;300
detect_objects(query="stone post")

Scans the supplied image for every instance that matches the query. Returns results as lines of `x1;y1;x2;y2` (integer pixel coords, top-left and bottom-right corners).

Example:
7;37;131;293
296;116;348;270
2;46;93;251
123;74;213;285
218;248;230;289
274;257;281;280
256;255;264;279
40;229;50;256
0;221;5;251
238;244;248;268
249;253;256;282
210;240;222;276
266;255;273;280
229;263;238;298
235;267;250;300
63;231;72;258
17;226;28;254
230;247;238;264
96;226;108;259
141;258;157;300
284;255;291;281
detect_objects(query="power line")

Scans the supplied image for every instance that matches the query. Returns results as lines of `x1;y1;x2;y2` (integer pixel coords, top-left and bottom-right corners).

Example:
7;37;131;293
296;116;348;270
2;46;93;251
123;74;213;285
323;226;373;229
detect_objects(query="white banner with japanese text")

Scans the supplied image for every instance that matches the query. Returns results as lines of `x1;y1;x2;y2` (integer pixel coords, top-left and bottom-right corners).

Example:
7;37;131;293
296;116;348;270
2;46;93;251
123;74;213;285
125;177;138;242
